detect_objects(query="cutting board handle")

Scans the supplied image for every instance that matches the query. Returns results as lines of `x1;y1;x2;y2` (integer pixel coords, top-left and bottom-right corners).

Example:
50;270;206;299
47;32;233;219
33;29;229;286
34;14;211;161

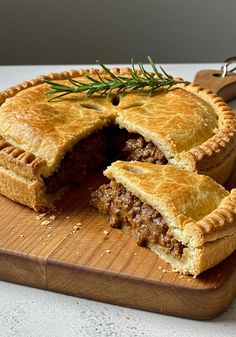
194;69;236;102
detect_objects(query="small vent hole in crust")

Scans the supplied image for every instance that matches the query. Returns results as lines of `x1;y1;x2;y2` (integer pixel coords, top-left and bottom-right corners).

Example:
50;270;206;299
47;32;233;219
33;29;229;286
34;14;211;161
110;95;120;106
80;103;103;111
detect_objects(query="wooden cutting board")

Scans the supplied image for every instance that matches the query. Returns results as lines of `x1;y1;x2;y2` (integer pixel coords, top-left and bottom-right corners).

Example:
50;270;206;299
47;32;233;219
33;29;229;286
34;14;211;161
0;172;236;320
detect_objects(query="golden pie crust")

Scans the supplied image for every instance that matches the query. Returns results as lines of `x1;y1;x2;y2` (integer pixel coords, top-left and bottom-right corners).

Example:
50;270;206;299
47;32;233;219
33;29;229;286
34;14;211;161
0;67;236;211
104;161;236;276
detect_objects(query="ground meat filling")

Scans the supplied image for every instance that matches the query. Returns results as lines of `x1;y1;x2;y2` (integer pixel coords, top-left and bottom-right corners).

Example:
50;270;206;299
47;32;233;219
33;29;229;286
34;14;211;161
121;134;167;165
44;128;167;194
91;182;186;259
44;130;110;194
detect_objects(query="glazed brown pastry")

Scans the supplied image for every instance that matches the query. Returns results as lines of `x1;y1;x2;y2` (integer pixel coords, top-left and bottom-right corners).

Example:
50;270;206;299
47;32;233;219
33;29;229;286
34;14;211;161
91;161;236;276
0;67;236;210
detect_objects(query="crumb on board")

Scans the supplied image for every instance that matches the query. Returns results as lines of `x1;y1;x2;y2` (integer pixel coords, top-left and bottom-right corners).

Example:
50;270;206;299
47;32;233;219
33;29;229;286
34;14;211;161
36;213;47;220
49;215;56;221
105;249;111;253
103;230;109;235
20;234;24;237
159;267;171;274
47;234;52;238
68;223;82;234
74;223;82;230
42;220;51;226
65;216;71;220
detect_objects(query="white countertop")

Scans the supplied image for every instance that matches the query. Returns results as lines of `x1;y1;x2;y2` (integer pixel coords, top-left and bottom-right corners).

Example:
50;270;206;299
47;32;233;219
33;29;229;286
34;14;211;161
0;64;236;337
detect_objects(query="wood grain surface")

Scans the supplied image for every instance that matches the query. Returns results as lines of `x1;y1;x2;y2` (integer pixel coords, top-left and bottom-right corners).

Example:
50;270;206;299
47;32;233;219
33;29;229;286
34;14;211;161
0;173;236;320
194;69;236;101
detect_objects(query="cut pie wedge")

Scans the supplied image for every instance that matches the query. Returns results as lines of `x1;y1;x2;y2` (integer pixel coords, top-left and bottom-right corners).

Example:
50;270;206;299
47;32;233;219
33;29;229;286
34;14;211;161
91;161;236;276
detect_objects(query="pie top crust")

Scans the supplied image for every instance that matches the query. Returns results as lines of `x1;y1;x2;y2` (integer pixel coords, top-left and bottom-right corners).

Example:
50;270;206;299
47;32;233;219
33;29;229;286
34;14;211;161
0;67;236;182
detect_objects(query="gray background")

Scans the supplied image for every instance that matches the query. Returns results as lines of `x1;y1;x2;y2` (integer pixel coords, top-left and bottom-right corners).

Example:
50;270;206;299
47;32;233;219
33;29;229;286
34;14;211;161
0;0;235;65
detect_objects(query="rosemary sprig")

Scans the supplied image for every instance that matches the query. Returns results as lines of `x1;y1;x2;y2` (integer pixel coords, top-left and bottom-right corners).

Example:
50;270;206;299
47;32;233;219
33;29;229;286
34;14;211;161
45;57;185;100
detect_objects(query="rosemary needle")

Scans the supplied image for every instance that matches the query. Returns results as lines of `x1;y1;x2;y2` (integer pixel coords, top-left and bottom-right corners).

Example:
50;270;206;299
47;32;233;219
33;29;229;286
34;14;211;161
45;57;186;101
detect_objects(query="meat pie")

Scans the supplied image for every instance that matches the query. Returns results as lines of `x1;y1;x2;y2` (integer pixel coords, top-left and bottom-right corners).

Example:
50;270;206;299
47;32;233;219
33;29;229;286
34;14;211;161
0;67;236;210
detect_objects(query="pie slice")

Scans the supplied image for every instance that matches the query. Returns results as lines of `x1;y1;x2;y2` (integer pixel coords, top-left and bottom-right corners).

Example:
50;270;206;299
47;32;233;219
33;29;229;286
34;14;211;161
116;84;236;183
91;161;236;276
0;67;236;211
